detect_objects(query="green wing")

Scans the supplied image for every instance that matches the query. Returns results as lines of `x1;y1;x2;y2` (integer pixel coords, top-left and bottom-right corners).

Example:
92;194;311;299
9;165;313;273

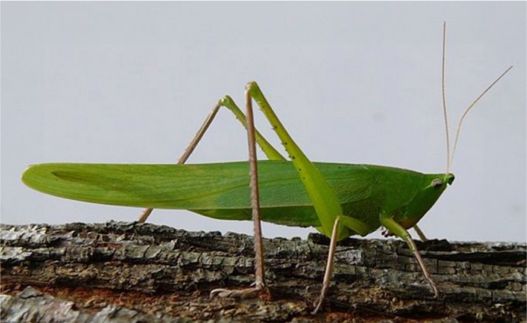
22;161;376;227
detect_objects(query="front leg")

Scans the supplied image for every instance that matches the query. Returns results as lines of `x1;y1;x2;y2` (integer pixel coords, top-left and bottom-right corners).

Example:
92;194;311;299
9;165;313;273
413;225;429;241
382;225;428;241
380;212;438;297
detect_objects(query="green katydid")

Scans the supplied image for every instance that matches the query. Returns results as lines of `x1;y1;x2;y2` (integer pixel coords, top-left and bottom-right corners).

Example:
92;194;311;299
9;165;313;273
21;23;512;313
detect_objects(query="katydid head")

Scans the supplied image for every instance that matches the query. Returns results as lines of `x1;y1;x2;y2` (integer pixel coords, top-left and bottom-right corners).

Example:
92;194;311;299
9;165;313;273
394;172;455;229
418;172;453;204
429;173;456;189
430;173;455;189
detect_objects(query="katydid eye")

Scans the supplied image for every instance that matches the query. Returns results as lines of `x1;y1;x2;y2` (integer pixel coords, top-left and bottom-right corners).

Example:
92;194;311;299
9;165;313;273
431;179;442;188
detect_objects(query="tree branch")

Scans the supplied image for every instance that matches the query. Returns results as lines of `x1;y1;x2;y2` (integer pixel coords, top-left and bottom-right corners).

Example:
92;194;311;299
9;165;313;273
1;222;525;322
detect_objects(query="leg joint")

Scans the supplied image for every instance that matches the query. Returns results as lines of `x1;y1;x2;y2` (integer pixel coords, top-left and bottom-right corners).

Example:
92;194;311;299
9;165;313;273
245;81;259;92
218;95;235;107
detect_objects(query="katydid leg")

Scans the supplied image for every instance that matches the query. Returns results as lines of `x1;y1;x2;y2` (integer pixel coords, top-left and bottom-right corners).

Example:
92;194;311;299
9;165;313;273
219;96;284;161
380;213;438;297
223;87;372;305
382;225;428;242
138;102;222;222
312;216;341;314
413;225;428;241
246;81;370;234
138;96;285;223
245;85;266;291
245;82;345;237
244;82;372;312
210;86;269;299
311;214;370;313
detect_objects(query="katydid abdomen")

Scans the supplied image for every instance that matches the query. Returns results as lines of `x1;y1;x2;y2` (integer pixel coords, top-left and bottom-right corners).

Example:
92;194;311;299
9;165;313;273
22;160;448;237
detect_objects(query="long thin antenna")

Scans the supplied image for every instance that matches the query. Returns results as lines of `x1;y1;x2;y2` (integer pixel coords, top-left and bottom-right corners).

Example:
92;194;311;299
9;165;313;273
441;22;452;174
449;65;513;167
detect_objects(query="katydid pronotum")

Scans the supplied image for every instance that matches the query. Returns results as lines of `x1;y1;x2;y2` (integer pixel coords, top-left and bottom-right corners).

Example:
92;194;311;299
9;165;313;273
22;23;512;313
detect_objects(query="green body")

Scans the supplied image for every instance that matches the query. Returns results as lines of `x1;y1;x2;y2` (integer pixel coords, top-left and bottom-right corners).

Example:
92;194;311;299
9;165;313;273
21;82;457;242
22;160;452;237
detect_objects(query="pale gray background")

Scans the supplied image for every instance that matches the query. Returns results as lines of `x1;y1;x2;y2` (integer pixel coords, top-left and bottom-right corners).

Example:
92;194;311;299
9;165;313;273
2;2;525;242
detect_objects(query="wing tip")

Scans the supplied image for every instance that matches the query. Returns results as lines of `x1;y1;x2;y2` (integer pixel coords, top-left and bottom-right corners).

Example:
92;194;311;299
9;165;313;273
21;163;41;188
21;163;71;190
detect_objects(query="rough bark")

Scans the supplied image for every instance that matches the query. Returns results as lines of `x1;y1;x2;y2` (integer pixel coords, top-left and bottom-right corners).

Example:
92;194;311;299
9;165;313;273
0;221;525;322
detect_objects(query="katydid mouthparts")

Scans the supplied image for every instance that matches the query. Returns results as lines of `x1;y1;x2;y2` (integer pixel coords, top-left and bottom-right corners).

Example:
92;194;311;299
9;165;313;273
22;23;512;313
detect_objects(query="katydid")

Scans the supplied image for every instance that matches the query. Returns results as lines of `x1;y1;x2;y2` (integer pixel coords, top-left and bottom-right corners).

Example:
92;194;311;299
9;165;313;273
21;24;512;313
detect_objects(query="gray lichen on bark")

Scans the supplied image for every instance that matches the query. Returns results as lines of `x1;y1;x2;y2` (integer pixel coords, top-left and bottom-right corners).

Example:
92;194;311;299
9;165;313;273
1;221;525;322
